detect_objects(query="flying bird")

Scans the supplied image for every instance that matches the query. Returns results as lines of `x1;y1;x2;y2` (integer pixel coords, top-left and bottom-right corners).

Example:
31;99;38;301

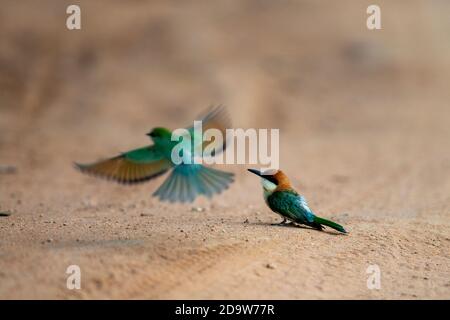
75;106;234;203
248;169;347;233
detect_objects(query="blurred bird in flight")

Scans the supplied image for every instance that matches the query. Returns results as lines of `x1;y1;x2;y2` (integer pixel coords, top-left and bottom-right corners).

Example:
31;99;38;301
75;106;234;203
248;169;347;233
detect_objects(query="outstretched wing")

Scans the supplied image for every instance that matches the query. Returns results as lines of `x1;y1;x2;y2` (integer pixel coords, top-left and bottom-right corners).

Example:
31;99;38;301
75;146;173;184
187;105;231;155
267;191;315;223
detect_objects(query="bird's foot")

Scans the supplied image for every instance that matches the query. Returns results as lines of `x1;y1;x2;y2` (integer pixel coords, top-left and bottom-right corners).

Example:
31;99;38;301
271;219;288;226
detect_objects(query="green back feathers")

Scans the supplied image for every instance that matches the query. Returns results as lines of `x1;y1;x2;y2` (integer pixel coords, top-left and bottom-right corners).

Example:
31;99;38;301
267;190;347;234
123;146;166;163
267;190;315;223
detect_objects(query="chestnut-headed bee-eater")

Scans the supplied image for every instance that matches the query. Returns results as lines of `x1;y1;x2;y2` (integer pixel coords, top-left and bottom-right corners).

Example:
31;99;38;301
75;106;234;203
248;169;347;233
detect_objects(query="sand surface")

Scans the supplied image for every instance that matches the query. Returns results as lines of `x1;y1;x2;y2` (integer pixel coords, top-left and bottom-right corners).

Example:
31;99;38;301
0;0;449;299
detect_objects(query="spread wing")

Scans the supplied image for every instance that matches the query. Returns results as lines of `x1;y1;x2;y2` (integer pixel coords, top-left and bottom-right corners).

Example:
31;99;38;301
267;191;315;223
187;105;231;155
75;145;173;184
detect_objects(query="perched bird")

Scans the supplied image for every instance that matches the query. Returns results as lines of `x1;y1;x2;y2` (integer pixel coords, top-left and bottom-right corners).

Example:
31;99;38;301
75;106;234;203
248;169;347;233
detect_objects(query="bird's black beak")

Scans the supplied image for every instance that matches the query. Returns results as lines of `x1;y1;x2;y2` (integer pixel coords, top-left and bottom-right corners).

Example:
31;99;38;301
146;132;152;137
248;168;263;177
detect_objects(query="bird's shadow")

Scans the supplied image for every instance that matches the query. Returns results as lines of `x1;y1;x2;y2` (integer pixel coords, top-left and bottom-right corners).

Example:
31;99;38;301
249;221;347;236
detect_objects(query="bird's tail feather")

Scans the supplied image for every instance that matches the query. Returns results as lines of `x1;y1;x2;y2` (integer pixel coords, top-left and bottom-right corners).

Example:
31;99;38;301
153;164;234;203
313;216;347;233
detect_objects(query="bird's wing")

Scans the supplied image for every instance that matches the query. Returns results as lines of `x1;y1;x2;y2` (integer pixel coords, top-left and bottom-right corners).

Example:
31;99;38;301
297;195;312;213
75;145;173;184
187;105;231;155
268;191;315;223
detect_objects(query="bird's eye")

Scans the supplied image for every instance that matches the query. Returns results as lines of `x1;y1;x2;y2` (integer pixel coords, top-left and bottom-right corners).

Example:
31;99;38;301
267;176;278;185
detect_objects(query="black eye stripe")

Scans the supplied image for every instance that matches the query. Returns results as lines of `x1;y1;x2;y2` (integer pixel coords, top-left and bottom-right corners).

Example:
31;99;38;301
265;176;278;185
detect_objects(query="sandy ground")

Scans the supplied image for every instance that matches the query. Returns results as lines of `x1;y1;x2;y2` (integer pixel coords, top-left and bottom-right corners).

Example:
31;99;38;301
0;0;449;299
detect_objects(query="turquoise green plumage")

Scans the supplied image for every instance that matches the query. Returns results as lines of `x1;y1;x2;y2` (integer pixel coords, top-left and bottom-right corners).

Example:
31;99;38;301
75;106;234;203
248;169;347;233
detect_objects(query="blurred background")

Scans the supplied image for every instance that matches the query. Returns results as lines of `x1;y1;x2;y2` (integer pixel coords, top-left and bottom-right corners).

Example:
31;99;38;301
1;0;449;218
0;0;449;299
